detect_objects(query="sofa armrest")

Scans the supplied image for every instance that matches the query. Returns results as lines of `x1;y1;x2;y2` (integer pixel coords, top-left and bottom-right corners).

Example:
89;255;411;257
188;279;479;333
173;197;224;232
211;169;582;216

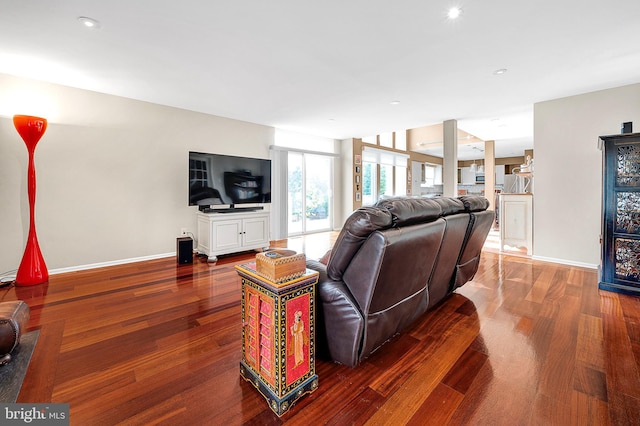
307;260;365;367
306;259;330;279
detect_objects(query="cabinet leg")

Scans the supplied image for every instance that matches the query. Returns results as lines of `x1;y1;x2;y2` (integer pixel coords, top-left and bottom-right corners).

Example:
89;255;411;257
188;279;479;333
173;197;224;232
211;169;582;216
207;255;218;263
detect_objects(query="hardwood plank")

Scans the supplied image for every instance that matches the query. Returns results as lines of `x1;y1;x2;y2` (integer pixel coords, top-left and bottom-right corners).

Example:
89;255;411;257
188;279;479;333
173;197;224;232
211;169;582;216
16;320;64;403
532;390;611;426
524;265;555;304
406;383;463;426
570;390;611;426
447;358;537;425
576;313;605;371
573;363;608;402
321;387;386;426
537;293;581;406
602;308;640;425
441;347;488;394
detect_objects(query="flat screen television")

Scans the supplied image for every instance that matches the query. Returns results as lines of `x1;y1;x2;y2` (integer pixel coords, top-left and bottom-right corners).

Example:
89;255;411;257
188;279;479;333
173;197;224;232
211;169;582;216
189;151;271;209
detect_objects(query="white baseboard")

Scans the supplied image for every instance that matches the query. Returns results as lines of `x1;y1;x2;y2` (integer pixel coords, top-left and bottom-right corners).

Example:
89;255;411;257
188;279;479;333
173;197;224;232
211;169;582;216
50;252;176;275
531;255;598;270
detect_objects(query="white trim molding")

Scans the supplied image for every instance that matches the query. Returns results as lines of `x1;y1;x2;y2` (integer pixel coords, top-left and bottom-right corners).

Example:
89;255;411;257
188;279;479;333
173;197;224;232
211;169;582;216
531;255;598;270
50;252;175;275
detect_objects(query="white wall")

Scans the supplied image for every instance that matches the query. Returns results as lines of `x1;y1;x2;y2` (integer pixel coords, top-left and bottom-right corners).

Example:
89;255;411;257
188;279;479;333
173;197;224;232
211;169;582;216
533;82;640;267
0;73;274;272
339;138;354;227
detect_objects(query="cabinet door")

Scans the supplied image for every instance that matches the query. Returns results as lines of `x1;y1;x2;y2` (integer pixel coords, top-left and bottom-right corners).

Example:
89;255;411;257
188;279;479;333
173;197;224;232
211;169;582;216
500;195;532;255
212;219;242;251
243;216;269;248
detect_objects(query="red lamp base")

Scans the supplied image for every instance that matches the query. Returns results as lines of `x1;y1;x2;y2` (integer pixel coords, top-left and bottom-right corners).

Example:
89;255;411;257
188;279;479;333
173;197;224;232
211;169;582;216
15;233;48;286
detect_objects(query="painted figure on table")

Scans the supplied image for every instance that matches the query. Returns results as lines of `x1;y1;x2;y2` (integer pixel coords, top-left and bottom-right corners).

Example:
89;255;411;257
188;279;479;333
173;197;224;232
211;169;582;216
290;310;306;367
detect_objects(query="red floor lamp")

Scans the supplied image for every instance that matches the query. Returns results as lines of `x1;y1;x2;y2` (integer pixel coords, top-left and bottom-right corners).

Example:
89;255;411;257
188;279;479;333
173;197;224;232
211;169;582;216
13;115;49;286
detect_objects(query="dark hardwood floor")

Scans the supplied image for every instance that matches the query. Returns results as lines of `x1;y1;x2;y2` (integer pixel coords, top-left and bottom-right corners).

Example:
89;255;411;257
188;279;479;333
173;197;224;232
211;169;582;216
4;233;640;425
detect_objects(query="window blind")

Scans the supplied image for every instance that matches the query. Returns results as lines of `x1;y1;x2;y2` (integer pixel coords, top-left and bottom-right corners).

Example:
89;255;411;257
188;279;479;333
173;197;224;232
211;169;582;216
362;146;409;166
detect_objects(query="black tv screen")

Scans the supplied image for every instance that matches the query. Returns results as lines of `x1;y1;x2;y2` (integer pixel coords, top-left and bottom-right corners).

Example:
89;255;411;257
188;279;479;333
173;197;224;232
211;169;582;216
189;151;272;207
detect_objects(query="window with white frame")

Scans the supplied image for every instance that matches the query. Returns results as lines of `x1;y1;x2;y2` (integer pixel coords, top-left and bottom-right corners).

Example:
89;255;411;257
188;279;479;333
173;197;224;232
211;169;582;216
361;146;409;204
423;164;437;187
421;163;442;187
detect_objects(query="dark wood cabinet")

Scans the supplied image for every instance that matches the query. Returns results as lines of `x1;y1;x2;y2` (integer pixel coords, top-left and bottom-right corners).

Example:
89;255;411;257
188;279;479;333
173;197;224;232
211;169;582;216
599;132;640;295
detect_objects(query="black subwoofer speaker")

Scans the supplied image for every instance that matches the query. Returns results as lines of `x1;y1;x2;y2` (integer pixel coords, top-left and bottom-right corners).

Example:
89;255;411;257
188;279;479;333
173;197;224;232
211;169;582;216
177;237;193;264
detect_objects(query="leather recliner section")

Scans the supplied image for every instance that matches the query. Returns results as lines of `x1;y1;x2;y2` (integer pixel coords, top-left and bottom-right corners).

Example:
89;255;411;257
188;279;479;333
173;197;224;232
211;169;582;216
344;221;446;359
307;195;494;367
453;209;495;290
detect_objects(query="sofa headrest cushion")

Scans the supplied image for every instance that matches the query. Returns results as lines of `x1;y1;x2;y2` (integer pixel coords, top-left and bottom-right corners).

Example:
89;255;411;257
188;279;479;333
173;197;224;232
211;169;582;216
326;207;393;281
374;197;442;226
458;195;490;212
431;197;465;216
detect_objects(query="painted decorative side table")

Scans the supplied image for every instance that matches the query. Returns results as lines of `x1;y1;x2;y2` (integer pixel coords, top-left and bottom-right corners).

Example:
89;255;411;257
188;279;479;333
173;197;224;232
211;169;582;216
235;262;319;416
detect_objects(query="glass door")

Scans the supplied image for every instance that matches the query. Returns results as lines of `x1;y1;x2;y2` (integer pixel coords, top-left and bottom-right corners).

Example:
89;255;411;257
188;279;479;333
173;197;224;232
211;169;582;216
288;152;333;235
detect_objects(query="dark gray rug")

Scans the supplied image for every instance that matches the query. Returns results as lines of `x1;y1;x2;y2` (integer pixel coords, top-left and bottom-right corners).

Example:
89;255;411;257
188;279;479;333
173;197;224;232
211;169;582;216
0;330;40;402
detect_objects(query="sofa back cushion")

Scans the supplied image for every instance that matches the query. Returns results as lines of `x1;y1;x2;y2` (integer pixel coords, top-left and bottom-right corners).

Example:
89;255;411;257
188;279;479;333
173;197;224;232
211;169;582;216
431;197;465;216
458;195;490;212
374;197;442;226
326;207;393;281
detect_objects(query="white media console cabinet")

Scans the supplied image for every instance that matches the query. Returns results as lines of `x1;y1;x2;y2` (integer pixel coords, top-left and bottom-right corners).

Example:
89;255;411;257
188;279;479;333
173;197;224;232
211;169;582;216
196;210;270;262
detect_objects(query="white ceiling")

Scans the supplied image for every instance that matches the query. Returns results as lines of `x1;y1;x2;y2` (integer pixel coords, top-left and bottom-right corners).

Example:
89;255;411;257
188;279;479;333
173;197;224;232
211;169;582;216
1;1;639;160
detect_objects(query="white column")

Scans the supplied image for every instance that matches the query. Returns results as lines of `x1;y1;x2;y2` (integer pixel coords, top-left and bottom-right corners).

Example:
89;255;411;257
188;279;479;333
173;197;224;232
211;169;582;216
442;119;458;197
484;140;496;214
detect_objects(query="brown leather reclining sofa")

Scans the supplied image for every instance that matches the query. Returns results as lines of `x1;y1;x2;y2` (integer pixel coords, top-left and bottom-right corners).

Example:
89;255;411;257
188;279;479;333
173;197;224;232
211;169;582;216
306;195;494;367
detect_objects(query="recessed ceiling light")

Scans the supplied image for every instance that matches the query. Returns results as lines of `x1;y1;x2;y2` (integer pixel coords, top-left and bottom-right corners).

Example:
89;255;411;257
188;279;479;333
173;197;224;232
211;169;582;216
390;101;400;105
493;68;508;75
447;7;463;19
78;16;101;29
